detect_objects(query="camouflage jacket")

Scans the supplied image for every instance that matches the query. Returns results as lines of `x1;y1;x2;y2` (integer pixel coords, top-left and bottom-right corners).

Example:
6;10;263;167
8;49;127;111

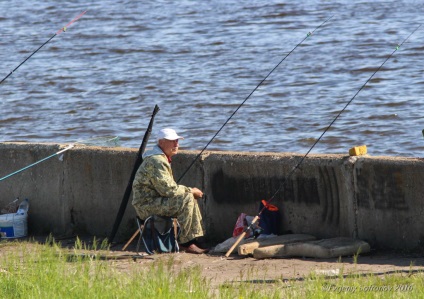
132;145;192;206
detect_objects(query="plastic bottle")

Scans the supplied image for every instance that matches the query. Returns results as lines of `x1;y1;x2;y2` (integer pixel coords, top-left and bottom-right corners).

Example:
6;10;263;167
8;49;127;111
16;198;29;215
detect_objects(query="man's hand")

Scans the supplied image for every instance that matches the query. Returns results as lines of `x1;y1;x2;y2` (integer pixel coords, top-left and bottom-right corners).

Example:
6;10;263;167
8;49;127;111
191;187;203;199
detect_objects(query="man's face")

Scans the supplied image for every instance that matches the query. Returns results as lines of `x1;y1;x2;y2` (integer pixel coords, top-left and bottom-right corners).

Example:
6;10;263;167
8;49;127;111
159;139;179;157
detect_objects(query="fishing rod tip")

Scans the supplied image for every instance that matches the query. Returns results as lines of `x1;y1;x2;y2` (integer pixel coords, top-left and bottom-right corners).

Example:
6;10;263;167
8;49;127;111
56;27;67;35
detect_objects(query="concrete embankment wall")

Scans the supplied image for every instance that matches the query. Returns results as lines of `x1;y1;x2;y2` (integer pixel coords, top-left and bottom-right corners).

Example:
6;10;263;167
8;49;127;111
0;142;423;250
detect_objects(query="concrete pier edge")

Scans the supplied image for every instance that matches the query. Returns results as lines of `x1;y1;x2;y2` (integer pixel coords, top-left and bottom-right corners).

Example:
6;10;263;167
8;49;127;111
0;142;423;250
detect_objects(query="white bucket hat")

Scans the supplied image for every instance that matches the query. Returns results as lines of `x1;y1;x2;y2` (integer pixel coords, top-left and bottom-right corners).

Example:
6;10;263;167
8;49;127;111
157;128;184;141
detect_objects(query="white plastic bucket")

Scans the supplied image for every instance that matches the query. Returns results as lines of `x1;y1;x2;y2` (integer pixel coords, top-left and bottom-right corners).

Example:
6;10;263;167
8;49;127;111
0;213;27;238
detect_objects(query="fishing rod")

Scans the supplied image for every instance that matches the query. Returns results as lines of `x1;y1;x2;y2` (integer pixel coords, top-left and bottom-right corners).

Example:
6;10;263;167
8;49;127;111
108;105;160;245
0;136;118;183
0;10;87;85
225;24;422;257
0;144;74;182
176;15;333;183
120;17;333;249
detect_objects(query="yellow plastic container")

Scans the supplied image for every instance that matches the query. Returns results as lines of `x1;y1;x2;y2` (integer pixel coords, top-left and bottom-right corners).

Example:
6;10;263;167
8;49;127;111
349;145;367;156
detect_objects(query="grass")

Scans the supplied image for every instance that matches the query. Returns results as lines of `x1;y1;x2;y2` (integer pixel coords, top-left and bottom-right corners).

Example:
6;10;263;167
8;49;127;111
0;237;423;298
0;236;210;299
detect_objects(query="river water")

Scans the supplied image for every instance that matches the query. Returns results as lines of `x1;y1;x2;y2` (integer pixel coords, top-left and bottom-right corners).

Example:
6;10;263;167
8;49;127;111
1;0;423;157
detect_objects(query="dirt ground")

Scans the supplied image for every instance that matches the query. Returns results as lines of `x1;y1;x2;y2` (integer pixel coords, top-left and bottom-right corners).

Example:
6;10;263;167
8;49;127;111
38;235;424;287
124;248;424;287
2;235;424;288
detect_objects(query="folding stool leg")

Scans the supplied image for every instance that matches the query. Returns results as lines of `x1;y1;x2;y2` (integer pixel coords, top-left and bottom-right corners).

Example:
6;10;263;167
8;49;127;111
122;229;140;251
135;217;146;253
122;217;144;251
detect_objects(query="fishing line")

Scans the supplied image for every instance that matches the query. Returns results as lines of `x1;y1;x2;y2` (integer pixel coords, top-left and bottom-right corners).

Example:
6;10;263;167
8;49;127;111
176;15;333;183
225;24;422;257
0;10;87;86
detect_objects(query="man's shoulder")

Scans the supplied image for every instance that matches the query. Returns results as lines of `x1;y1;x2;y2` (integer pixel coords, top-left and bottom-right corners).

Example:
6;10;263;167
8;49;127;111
143;145;164;158
143;154;168;168
144;153;166;162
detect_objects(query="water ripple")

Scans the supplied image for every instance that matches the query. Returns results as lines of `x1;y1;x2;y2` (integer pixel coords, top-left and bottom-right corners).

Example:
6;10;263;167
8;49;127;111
0;0;423;157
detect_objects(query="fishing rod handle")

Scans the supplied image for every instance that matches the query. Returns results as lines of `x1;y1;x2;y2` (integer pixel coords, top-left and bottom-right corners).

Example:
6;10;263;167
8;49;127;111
225;215;259;257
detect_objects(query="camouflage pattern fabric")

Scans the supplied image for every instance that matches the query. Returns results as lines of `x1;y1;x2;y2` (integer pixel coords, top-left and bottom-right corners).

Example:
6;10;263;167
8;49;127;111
132;145;204;244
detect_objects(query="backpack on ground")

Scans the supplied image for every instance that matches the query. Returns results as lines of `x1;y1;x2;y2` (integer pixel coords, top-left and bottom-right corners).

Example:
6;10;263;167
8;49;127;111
258;200;281;235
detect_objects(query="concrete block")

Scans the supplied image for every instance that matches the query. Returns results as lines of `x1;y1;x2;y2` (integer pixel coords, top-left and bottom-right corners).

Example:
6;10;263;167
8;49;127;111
1;142;423;250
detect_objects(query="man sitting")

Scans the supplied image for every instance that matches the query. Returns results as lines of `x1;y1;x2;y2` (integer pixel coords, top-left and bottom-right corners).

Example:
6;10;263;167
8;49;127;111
132;128;208;254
